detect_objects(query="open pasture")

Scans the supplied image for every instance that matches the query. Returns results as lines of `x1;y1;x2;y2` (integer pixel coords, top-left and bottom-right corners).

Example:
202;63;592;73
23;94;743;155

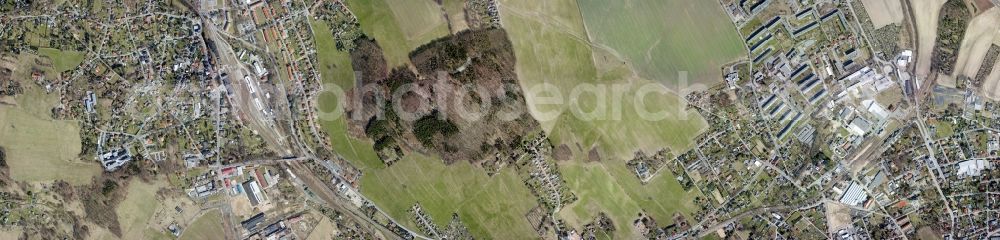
576;0;745;87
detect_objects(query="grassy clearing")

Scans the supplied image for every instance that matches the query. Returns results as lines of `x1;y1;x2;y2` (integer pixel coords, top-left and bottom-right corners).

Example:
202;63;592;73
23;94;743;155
306;217;338;240
0;72;100;184
179;210;225;240
498;0;704;237
558;161;699;238
546;82;708;160
312;20;385;171
499;0;706;160
37;48;86;72
934;121;955;139
576;0;745;87
384;0;447;39
116;180;164;239
346;0;450;66
358;153;539;239
441;0;469;31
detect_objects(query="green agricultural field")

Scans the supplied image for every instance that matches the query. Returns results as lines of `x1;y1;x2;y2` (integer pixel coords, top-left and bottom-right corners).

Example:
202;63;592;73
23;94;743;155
358;154;539;239
0;54;99;184
179;210;225;240
558;161;699;238
385;0;447;39
346;0;450;66
322;0;711;238
0;88;99;184
577;0;745;87
38;48;86;72
116;180;164;239
312;20;385;170
498;0;705;237
499;0;706;160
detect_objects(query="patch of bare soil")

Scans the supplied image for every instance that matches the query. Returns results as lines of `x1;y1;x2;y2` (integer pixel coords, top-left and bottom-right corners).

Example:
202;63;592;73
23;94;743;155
553;144;572;161
587;147;601;162
824;201;851;233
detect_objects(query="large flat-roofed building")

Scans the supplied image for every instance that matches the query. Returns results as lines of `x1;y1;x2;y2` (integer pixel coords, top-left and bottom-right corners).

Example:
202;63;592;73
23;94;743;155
839;182;868;207
242;180;265;206
241;212;265;231
100;148;133;171
956;160;992;179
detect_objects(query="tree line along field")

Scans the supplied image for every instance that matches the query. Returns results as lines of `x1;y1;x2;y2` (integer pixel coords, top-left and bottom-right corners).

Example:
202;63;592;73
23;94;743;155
910;0;948;78
312;19;541;238
950;8;1000;87
316;0;732;237
345;0;450;67
311;20;385;171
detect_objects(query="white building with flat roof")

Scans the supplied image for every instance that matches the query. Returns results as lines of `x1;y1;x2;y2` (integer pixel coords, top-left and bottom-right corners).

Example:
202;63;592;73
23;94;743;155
839;182;868;207
956;160;991;179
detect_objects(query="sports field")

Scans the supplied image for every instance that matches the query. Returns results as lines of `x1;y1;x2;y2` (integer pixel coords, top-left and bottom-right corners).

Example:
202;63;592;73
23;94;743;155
0;54;99;184
179;210;225;240
346;0;450;66
358;153;538;238
576;0;745;87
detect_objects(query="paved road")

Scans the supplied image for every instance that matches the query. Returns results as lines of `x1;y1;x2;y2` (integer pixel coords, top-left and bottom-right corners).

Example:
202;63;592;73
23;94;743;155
915;114;958;231
695;205;796;238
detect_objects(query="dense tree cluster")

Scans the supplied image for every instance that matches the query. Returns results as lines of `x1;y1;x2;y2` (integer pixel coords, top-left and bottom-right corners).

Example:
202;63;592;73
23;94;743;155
931;0;971;75
413;111;459;147
347;28;537;165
